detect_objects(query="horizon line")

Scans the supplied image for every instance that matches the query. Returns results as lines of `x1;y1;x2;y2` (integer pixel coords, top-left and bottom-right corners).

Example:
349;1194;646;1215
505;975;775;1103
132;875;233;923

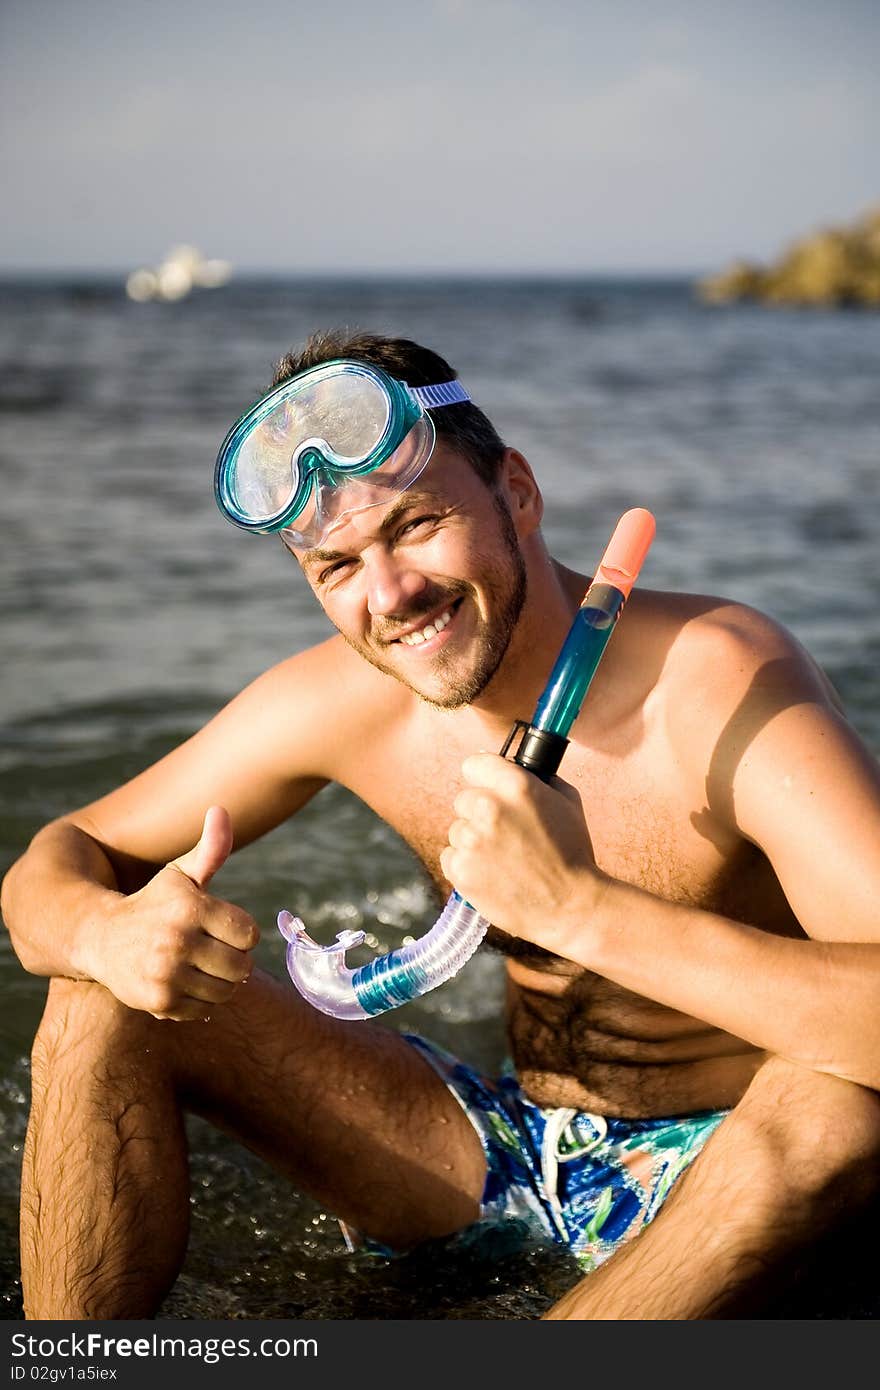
0;265;711;282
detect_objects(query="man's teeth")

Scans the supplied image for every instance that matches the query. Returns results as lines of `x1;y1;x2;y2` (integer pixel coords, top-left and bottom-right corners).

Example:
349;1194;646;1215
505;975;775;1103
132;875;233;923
399;608;453;646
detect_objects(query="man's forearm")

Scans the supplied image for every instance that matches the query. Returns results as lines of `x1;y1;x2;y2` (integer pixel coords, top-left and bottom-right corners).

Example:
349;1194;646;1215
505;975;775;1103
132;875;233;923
1;821;123;979
556;875;880;1091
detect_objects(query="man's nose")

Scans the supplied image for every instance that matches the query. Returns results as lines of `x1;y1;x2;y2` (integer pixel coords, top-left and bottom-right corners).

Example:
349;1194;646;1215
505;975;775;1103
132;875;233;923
365;551;427;617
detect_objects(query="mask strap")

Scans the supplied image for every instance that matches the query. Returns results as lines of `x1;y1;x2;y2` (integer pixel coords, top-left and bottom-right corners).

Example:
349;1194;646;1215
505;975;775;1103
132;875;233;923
410;380;471;408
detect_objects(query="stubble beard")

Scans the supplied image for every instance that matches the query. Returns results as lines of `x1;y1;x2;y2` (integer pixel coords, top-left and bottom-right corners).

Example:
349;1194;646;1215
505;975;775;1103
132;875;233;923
338;494;528;710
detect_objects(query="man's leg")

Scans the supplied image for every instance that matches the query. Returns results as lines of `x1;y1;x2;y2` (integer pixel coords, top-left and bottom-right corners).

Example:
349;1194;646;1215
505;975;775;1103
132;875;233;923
544;1056;880;1319
20;969;486;1319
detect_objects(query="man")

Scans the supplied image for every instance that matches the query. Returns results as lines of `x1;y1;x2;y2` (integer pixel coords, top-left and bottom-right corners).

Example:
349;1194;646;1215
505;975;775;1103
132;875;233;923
3;330;880;1320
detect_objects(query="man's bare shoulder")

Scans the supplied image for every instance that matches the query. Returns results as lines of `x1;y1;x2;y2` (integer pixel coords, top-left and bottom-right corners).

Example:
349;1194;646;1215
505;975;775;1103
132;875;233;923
68;635;419;865
662;593;838;701
240;633;416;775
257;633;412;708
635;588;846;765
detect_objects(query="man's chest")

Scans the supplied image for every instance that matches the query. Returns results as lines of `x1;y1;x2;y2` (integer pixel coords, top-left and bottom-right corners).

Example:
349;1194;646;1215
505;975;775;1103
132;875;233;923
348;728;764;922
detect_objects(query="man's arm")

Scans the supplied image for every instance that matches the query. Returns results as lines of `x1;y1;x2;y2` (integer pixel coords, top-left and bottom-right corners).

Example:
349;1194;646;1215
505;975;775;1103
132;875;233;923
440;606;880;1089
0;641;347;1018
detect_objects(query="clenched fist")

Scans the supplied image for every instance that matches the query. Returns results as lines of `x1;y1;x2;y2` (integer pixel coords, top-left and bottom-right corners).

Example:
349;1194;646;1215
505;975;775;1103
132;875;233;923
440;754;610;962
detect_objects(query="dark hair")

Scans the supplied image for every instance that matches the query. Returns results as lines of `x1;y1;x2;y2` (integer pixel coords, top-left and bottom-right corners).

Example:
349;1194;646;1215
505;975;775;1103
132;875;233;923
270;330;506;486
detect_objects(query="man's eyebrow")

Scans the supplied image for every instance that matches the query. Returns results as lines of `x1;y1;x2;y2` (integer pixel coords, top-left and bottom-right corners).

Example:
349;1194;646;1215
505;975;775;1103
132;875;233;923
300;492;448;570
299;544;346;568
375;490;446;533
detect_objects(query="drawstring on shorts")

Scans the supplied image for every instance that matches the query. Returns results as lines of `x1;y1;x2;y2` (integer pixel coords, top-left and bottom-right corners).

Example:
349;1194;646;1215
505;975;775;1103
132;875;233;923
539;1107;608;1241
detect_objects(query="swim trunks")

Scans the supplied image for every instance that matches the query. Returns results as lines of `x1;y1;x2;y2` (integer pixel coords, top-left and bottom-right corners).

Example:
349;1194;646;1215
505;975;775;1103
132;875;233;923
349;1033;728;1271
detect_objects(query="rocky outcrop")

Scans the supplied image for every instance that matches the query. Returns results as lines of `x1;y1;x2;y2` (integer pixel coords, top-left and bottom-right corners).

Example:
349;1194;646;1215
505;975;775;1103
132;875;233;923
698;206;880;307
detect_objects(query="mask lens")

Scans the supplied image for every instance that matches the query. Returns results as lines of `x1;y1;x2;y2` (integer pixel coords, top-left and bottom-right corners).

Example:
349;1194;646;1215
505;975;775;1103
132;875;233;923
294;373;390;463
226;370;392;525
281;414;436;552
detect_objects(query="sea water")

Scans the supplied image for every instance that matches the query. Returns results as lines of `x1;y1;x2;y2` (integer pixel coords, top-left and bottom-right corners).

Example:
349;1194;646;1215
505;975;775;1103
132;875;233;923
2;276;879;1318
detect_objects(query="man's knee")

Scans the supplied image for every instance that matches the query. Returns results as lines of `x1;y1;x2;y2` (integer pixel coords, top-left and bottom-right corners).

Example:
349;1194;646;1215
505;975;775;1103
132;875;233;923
31;977;167;1100
726;1056;880;1223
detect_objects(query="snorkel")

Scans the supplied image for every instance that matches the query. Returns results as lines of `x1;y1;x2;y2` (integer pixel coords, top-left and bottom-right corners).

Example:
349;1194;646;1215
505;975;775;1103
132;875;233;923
278;507;656;1020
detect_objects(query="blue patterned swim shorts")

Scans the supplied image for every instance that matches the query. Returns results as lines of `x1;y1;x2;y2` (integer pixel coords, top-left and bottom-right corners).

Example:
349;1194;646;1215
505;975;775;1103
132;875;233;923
394;1033;729;1272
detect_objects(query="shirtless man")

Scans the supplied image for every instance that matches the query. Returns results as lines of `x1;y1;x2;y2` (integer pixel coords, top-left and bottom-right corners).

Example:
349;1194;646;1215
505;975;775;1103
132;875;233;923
3;331;880;1321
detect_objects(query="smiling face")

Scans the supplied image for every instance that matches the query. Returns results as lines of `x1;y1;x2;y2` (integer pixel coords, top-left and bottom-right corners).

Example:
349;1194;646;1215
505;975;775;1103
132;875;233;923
296;445;530;709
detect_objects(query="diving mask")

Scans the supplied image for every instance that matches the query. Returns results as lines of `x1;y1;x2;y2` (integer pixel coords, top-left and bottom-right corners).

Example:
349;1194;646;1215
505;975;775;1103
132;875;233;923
214;358;470;550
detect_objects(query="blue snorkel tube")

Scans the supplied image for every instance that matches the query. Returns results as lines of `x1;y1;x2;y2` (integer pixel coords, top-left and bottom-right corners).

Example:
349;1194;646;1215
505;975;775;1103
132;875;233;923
278;508;656;1020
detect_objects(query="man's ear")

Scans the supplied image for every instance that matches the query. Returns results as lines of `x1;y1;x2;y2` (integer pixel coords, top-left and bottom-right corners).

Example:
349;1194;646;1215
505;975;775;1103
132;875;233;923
499;448;544;537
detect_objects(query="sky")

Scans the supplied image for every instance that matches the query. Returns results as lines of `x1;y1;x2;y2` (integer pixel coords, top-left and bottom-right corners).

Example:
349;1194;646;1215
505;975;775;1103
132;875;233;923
1;0;877;275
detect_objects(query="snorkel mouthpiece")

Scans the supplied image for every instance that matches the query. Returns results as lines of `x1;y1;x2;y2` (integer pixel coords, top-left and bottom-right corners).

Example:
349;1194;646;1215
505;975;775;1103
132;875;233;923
278;912;372;1020
279;508;656;1019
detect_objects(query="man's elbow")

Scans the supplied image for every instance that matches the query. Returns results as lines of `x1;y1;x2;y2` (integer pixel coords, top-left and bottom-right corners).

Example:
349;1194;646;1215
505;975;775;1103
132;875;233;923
0;819;79;976
808;1055;880;1098
0;852;41;975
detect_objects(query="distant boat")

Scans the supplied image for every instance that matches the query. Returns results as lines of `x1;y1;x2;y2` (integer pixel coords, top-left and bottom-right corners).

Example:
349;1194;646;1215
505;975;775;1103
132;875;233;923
126;245;232;302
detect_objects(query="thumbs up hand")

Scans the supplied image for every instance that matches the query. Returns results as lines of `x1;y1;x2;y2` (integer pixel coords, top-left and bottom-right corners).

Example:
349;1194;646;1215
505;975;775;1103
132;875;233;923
168;804;235;889
88;807;261;1021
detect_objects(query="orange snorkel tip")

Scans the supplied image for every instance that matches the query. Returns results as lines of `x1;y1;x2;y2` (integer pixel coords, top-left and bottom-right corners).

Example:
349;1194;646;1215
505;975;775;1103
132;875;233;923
590;507;656;602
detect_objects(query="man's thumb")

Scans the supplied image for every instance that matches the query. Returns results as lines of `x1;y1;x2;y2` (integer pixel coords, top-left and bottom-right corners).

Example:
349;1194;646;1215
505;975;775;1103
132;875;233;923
170;806;234;888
